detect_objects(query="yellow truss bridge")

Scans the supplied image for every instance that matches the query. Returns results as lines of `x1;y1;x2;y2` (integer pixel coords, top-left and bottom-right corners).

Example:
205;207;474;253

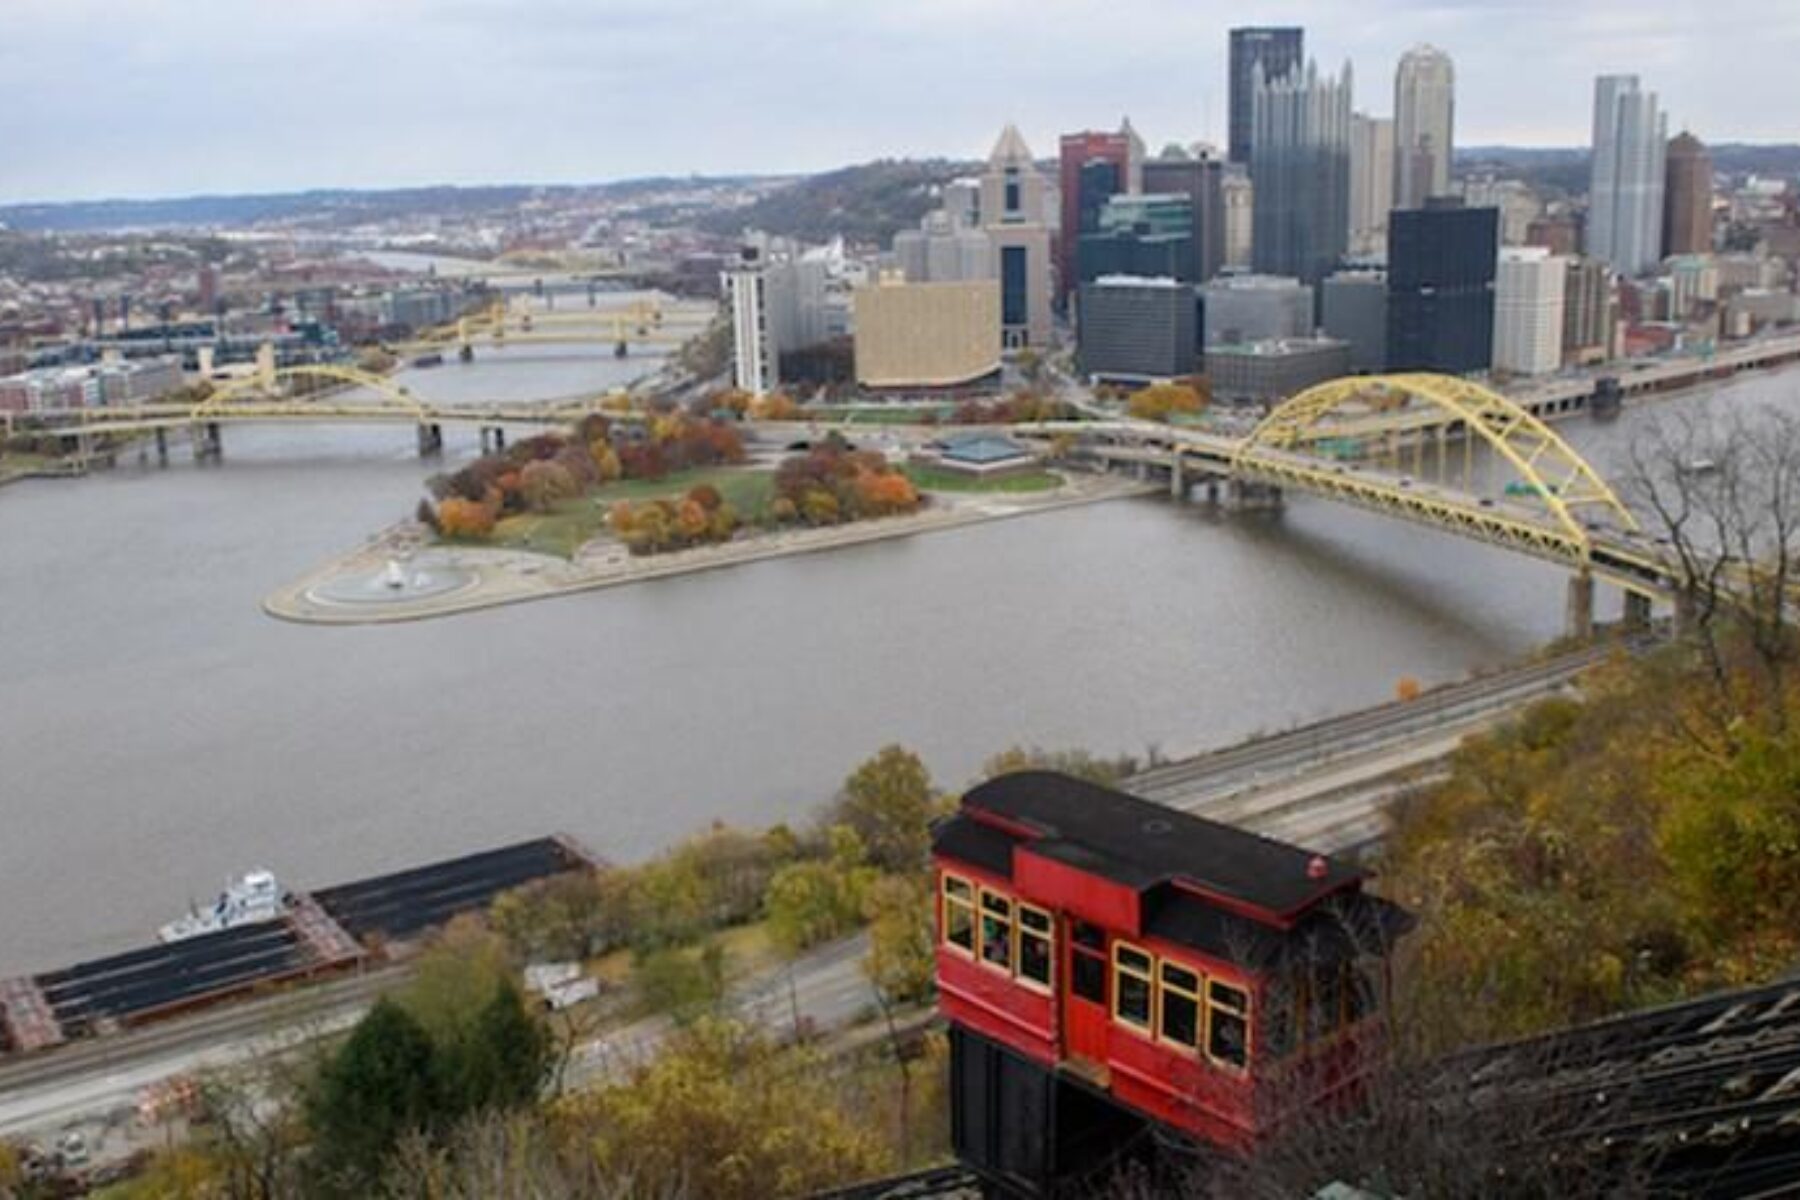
11;360;629;446
1027;373;1675;626
395;297;716;356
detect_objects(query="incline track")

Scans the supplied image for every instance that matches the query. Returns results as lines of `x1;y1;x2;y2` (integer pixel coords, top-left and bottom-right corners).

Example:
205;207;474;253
1437;978;1800;1196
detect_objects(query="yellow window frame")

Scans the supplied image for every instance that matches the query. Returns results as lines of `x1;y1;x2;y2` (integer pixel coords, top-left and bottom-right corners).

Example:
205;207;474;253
977;887;1015;975
1015;902;1055;993
1111;941;1155;1035
940;872;975;958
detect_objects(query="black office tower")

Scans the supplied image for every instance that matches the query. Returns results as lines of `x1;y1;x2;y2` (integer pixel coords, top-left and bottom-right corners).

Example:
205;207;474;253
1229;27;1303;164
1386;199;1498;374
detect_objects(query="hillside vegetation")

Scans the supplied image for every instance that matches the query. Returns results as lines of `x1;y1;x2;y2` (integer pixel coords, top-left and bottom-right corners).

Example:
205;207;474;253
697;158;975;246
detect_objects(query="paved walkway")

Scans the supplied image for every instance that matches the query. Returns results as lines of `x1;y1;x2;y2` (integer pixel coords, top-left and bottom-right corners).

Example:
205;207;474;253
264;473;1154;625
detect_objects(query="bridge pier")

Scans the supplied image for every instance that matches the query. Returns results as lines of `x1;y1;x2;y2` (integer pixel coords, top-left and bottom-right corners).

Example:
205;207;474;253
1622;591;1653;631
192;422;223;462
480;426;507;455
1226;479;1283;512
154;426;169;466
1169;455;1188;500
1565;570;1595;640
417;423;444;458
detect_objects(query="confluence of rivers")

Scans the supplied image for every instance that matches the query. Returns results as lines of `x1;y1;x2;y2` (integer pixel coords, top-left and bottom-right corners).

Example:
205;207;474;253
2;312;1795;975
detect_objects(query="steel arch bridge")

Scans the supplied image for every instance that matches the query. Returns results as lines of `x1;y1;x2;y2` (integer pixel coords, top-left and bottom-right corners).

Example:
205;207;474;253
1226;373;1648;580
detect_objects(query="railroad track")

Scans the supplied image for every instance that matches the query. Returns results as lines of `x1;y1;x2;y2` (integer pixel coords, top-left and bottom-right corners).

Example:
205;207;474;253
1125;636;1654;809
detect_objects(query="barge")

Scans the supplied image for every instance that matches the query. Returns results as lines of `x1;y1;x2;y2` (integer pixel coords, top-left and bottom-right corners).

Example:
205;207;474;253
0;834;595;1055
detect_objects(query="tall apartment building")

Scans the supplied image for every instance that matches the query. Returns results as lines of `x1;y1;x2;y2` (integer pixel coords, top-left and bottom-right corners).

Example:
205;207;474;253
1393;45;1455;209
1142;147;1226;282
1588;75;1667;276
1349;114;1394;257
1562;257;1616;365
1229;27;1304;164
1662;131;1714;258
1493;247;1567;376
1386;199;1498;373
982;124;1054;348
722;248;776;395
1250;59;1352;286
1058;129;1135;305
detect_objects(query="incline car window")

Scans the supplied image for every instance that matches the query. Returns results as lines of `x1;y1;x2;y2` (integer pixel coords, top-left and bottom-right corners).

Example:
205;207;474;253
942;875;974;954
979;890;1013;971
1208;980;1250;1069
1017;904;1053;988
1114;943;1153;1031
1159;961;1200;1049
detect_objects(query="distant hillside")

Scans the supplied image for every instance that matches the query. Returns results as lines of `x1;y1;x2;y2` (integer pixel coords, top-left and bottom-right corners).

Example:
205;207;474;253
696;158;976;247
1458;143;1800;198
0;176;772;234
0;186;558;233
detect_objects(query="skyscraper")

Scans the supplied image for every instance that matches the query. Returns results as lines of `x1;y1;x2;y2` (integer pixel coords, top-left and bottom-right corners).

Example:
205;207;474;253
1228;27;1303;164
1143;146;1226;282
982;124;1054;348
1662;131;1714;258
1058;130;1133;304
1250;59;1352;287
1387;199;1498;373
1588;75;1667;277
1562;257;1615;364
1493;247;1567;376
1393;45;1455;209
1348;114;1394;257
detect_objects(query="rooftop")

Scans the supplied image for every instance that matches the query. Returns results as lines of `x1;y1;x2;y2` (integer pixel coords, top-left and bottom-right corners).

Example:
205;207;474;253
959;771;1362;918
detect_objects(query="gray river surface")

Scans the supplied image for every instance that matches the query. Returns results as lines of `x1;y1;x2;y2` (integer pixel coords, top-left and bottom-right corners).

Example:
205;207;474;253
2;335;1796;976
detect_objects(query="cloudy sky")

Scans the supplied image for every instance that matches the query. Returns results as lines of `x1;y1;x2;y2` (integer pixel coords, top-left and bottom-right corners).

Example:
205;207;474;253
2;0;1793;204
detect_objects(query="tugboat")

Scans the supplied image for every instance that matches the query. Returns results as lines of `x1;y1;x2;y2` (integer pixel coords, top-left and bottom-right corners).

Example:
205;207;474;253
159;870;285;943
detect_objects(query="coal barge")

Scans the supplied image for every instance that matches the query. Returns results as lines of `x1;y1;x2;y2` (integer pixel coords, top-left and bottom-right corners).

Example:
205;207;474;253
0;835;595;1055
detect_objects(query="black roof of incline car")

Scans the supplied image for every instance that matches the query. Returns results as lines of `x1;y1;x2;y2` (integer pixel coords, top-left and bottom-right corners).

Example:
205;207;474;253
953;771;1366;919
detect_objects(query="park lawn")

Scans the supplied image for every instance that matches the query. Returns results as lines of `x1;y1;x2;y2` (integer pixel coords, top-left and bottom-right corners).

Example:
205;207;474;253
811;405;950;425
484;466;776;558
0;451;55;483
903;464;1064;494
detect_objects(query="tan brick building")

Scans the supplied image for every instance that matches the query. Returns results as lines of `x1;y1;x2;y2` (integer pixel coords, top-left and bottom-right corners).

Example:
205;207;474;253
852;277;1002;390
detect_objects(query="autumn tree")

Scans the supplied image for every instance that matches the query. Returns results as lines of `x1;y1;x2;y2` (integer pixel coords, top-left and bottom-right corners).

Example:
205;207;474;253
862;875;935;1006
832;745;936;872
574;1019;892;1199
518;459;577;513
436;496;498;539
1127;381;1205;422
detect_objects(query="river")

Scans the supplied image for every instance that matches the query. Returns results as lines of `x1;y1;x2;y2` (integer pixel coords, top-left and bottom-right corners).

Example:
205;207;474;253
1;337;1795;976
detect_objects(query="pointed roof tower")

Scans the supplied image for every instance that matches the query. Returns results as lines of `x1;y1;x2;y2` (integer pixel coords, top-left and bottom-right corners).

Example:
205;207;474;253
988;123;1035;167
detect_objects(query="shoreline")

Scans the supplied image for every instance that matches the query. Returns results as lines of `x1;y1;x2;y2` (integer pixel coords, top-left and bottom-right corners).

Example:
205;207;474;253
263;472;1158;625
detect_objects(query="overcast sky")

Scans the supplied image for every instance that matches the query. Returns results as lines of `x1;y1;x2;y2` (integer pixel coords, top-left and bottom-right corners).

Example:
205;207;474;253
2;0;1794;204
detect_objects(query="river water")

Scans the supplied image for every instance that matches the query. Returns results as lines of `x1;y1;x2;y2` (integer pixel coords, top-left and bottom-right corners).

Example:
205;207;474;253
1;333;1795;976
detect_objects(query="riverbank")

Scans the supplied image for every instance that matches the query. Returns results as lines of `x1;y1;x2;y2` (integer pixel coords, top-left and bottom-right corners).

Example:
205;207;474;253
264;471;1156;624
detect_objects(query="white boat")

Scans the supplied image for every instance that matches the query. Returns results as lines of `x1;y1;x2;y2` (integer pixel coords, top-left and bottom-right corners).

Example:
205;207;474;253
158;870;286;943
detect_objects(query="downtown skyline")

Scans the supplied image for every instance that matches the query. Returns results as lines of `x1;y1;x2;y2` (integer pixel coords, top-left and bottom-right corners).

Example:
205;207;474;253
2;0;1797;204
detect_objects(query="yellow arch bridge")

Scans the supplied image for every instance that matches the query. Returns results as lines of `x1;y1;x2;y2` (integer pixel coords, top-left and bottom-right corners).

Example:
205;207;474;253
1024;372;1676;634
